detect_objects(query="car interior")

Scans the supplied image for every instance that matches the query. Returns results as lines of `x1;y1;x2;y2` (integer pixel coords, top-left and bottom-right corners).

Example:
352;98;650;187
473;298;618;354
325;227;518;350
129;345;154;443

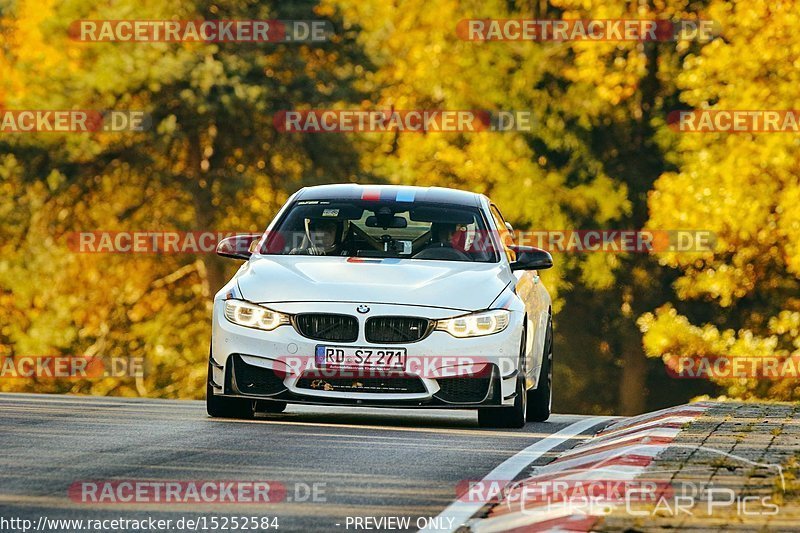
262;201;499;262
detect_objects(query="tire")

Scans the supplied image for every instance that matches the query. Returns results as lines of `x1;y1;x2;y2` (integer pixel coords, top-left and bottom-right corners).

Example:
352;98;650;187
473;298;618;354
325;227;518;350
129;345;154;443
478;374;527;429
526;315;553;422
206;359;256;419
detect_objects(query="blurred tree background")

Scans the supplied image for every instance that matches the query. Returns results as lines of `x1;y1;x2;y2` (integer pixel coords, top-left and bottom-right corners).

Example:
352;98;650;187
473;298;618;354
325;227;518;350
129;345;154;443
0;0;797;413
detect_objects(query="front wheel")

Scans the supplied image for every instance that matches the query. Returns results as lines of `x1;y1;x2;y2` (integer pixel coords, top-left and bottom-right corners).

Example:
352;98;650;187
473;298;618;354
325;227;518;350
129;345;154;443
478;373;527;429
526;315;553;422
206;359;256;419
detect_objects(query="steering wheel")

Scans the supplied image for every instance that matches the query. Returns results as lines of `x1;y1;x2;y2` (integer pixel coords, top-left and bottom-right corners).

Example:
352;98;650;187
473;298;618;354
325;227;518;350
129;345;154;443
413;244;473;261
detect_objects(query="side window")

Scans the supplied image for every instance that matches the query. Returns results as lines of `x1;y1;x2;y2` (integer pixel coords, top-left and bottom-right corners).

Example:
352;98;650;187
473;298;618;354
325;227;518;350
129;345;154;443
489;205;516;263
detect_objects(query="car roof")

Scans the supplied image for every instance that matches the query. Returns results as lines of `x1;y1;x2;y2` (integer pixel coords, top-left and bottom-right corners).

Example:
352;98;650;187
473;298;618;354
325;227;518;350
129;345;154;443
295;184;483;207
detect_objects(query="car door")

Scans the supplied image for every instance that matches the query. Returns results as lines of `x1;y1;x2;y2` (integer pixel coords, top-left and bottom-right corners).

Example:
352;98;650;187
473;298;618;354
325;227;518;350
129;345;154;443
488;204;550;384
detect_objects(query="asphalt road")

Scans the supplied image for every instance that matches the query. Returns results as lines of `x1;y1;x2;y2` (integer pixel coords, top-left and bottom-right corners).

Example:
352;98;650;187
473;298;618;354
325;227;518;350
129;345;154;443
0;393;612;532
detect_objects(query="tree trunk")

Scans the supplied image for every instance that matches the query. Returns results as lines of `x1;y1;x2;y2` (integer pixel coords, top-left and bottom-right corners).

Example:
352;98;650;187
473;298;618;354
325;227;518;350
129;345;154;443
187;131;227;297
618;333;648;415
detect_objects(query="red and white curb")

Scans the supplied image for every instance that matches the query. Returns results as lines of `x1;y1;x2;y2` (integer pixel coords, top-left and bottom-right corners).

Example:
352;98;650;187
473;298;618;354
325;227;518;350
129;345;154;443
467;403;712;532
423;417;614;532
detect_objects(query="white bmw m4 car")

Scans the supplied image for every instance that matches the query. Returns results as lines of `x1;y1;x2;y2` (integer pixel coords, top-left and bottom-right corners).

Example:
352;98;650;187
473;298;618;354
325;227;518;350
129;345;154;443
207;184;553;428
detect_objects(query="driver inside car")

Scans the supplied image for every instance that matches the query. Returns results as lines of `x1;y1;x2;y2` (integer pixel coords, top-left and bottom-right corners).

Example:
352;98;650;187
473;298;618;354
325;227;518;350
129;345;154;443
412;222;472;260
428;222;467;250
290;217;349;255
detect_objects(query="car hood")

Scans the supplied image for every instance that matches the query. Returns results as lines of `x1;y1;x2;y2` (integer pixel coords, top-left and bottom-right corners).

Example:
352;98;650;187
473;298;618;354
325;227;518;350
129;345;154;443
236;256;509;311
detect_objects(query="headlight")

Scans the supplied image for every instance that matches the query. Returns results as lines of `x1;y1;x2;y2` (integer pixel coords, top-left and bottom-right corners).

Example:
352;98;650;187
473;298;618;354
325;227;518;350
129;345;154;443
223;299;291;331
435;309;511;338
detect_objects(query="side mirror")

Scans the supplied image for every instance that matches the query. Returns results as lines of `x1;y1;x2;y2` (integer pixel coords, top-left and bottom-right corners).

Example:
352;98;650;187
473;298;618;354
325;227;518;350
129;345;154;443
509;245;553;271
216;234;261;260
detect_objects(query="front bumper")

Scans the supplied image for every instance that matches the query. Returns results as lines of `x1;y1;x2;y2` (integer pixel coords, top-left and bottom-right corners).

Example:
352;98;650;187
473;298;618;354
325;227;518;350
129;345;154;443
210;300;524;408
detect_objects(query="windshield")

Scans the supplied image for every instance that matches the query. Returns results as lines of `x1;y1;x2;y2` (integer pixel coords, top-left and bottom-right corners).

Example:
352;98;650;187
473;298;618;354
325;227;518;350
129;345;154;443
260;199;499;262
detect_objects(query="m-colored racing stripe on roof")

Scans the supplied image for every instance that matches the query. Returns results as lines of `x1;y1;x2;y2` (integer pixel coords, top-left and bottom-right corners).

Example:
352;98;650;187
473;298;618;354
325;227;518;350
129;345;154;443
361;187;416;202
296;184;479;206
395;188;416;202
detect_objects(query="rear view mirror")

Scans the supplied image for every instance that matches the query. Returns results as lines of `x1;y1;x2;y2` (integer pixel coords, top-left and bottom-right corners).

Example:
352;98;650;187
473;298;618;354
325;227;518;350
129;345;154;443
365;215;407;229
509;245;553;271
216;234;261;260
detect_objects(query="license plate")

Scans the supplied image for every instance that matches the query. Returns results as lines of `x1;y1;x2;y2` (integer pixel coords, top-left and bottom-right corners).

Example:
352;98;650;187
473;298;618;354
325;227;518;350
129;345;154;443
315;346;407;369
